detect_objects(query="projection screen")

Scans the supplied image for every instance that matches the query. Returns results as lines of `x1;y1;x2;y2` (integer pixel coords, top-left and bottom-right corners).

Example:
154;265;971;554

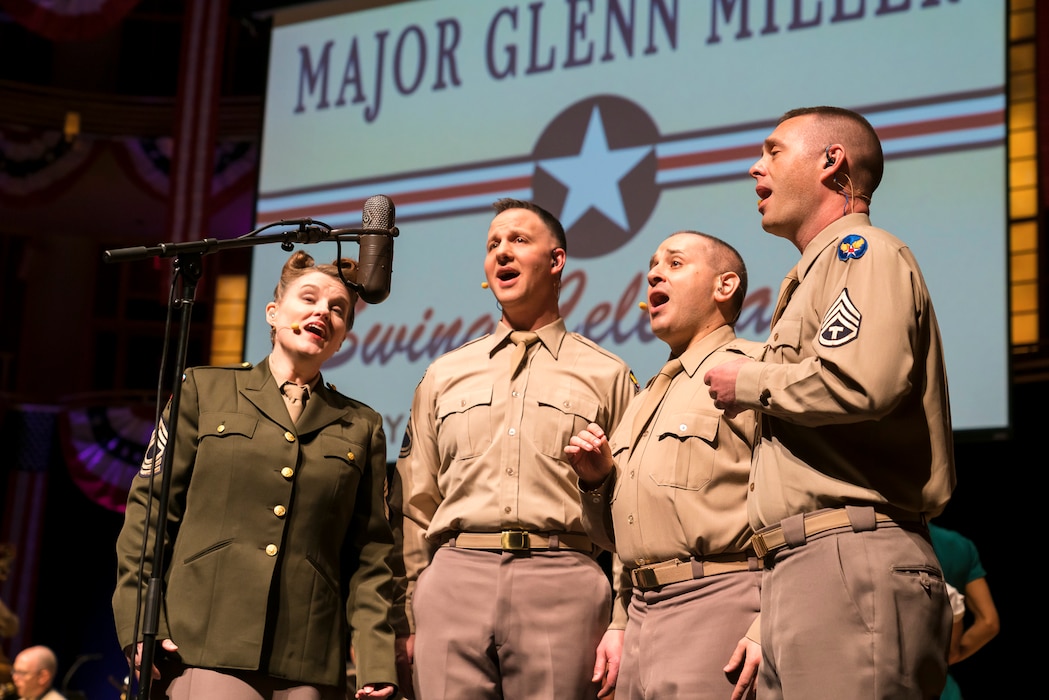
246;0;1009;450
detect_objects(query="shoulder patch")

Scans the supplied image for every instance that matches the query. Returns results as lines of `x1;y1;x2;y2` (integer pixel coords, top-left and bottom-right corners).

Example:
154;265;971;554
837;234;868;261
139;415;170;478
399;422;413;459
819;289;861;347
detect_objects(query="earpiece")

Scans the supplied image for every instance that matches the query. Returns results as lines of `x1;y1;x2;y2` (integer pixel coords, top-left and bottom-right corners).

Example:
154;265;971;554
269;312;276;319
824;146;836;169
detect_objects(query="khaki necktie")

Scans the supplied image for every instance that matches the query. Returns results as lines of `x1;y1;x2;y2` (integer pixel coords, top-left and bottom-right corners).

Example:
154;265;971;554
632;358;684;438
770;267;801;328
280;381;310;423
509;331;540;378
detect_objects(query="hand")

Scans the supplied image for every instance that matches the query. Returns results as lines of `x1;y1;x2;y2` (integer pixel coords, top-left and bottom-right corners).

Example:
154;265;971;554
723;635;760;700
593;629;623;698
703;357;750;418
127;639;179;682
355;682;395;698
563;422;613;489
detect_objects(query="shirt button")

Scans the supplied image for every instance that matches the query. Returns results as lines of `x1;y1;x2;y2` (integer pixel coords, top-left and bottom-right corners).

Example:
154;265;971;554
508;428;516;436
265;544;278;556
504;507;512;514
630;470;635;479
347;451;355;462
627;514;634;524
512;391;520;397
749;483;755;491
274;505;287;518
281;467;294;479
217;424;226;433
284;431;296;443
506;468;514;476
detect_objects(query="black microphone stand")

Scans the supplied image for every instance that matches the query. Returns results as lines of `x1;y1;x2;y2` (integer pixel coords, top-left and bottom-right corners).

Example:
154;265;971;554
103;219;385;700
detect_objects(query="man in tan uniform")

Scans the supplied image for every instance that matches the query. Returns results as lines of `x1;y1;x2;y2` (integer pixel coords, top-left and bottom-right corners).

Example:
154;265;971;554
566;231;764;700
704;106;956;699
392;198;638;699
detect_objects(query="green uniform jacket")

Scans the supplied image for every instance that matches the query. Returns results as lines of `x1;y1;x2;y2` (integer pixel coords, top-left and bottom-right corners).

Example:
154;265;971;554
112;360;398;691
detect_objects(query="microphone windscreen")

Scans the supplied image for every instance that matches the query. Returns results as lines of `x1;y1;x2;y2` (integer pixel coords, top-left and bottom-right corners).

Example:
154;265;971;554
362;194;395;230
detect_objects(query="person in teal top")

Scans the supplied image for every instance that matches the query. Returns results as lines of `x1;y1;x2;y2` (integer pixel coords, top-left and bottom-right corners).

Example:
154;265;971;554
929;522;1001;700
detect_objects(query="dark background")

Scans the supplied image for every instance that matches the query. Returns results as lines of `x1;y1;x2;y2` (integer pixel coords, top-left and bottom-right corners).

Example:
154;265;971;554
1;1;1046;698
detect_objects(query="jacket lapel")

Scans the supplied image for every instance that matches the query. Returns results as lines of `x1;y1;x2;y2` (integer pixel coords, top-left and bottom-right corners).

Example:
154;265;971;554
295;381;355;435
240;361;295;428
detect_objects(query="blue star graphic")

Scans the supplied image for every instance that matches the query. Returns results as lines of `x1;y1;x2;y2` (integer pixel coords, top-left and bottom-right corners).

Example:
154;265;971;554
537;105;652;230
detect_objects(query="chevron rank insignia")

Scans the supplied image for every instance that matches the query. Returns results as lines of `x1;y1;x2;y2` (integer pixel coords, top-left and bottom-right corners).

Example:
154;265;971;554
819;289;861;347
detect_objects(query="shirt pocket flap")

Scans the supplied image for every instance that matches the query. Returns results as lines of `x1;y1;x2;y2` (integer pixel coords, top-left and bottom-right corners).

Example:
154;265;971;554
535;386;600;422
769;317;803;351
653;410;719;443
437;387;493;420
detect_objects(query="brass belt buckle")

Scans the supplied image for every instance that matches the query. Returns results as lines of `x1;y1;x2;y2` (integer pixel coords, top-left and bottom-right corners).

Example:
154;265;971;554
632;566;659;589
501;530;529;550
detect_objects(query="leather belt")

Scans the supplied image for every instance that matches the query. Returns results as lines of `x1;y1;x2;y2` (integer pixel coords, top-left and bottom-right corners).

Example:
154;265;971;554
630;553;762;590
751;506;925;558
445;531;593;553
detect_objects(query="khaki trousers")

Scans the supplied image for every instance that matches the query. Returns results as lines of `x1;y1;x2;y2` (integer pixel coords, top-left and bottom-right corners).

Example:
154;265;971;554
411;546;612;700
759;523;951;699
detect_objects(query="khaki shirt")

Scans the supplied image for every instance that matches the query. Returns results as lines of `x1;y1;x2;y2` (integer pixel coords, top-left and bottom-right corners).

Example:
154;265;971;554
395;318;637;630
582;326;761;566
736;214;956;529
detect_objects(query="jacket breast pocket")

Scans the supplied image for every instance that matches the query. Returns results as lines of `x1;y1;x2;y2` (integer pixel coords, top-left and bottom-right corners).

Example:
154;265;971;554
437;387;493;459
316;433;369;507
648;410;720;491
319;434;366;474
196;412;259;464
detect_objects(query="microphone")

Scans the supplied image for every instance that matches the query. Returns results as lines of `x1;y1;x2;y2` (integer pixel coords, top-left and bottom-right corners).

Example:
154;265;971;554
639;301;649;311
356;194;397;304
